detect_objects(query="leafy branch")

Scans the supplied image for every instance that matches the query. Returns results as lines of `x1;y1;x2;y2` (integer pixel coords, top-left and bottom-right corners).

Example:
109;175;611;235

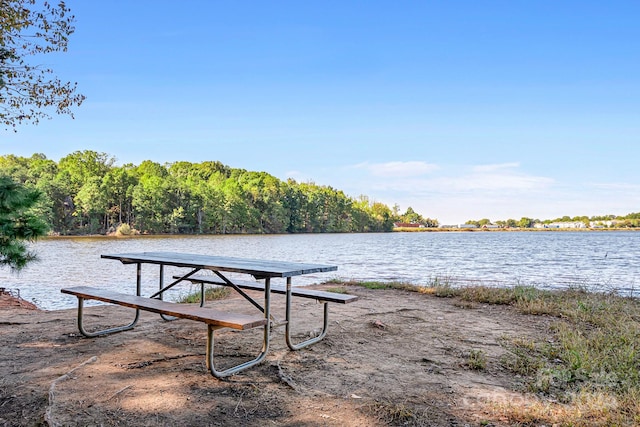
0;0;85;130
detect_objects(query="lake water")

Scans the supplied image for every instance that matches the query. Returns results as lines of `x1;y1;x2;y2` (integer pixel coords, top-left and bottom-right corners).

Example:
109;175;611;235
1;231;639;310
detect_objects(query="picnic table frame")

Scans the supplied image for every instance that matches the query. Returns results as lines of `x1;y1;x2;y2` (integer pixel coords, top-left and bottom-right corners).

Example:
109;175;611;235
74;251;339;377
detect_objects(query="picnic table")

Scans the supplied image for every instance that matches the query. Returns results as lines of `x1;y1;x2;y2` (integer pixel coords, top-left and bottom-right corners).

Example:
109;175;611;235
61;251;357;378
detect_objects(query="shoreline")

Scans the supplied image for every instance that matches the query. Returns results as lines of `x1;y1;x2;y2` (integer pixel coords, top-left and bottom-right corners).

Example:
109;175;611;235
40;227;640;240
2;283;637;426
393;226;638;232
0;288;39;310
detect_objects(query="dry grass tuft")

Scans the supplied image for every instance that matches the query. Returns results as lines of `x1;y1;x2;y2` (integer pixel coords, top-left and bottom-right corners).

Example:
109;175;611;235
366;400;418;425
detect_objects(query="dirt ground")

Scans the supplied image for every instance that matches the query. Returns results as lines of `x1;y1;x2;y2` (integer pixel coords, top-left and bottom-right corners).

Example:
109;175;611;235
0;285;553;427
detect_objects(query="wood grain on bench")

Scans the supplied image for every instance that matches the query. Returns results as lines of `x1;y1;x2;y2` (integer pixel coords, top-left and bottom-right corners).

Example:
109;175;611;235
61;286;267;330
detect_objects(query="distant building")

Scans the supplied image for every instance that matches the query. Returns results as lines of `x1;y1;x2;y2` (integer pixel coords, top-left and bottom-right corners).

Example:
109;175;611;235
393;222;422;228
589;220;616;228
539;222;586;229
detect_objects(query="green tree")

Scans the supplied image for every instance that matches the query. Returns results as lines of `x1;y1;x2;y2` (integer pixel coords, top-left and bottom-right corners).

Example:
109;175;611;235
0;175;48;269
402;207;423;224
220;177;250;233
195;179;225;233
55;151;114;232
237;171;287;233
75;176;106;233
283;179;304;233
101;165;137;228
422;217;439;228
131;162;172;233
1;0;85;130
518;217;533;228
0;154;30;181
478;218;491;227
58;150;114;193
0;153;62;232
370;202;394;231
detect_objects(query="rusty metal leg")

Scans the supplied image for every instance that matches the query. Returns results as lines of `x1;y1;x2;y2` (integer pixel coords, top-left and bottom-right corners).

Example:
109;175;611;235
75;296;140;337
206;278;271;378
285;277;330;350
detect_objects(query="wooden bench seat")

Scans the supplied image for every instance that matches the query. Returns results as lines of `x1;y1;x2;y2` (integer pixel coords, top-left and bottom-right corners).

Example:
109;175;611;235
61;286;267;330
175;275;359;304
61;286;269;378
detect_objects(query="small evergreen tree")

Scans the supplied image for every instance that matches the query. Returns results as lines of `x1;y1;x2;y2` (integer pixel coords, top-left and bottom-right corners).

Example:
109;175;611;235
0;175;48;270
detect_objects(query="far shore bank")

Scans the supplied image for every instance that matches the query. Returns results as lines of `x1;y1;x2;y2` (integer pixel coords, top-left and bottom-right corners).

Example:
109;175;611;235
39;227;640;240
393;226;639;232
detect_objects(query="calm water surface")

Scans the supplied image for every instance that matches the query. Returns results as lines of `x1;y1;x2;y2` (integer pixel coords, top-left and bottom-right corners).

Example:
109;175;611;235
1;231;638;310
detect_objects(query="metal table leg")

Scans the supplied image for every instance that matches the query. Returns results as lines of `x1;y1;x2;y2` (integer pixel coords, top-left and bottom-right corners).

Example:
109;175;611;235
206;278;272;377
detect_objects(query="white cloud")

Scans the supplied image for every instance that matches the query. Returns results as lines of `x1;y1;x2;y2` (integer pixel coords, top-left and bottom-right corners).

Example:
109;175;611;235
591;182;640;191
355;162;553;193
472;162;521;173
353;161;439;178
442;171;554;192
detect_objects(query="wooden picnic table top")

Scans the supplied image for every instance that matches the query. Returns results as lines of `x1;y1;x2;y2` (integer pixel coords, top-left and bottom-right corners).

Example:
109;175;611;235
101;251;338;278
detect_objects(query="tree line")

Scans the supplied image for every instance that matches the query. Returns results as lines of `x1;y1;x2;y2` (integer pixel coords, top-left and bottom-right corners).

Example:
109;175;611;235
0;151;425;236
465;214;640;229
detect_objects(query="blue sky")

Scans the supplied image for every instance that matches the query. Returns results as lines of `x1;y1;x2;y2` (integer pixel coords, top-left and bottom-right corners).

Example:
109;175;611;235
3;1;639;224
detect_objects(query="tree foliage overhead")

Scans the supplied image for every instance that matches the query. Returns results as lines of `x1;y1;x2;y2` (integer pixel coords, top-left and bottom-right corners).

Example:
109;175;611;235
0;0;85;130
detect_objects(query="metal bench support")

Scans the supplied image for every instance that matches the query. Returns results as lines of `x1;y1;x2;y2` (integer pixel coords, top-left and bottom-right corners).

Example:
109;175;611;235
284;277;330;350
74;265;142;337
76;296;140;337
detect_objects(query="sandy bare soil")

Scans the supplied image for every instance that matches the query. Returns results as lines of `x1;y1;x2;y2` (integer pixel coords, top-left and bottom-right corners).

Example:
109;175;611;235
0;285;552;426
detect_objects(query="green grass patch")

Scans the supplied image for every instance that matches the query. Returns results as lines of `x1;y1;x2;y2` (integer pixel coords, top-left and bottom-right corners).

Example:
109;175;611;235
324;287;349;294
333;278;640;425
324;279;420;291
177;286;231;304
446;284;640;425
464;349;487;370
